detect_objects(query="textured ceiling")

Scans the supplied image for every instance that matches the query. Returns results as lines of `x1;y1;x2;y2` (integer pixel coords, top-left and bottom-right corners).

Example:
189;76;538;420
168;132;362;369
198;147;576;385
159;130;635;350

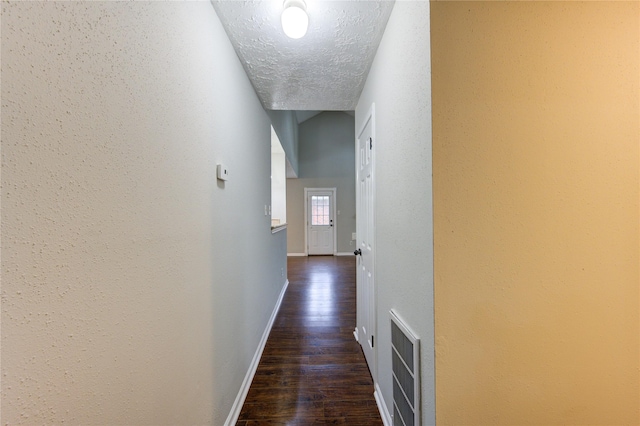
211;0;395;111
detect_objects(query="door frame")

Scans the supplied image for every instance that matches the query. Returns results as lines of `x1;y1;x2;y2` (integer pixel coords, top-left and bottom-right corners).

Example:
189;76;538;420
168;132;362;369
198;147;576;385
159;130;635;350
355;103;376;382
304;187;337;256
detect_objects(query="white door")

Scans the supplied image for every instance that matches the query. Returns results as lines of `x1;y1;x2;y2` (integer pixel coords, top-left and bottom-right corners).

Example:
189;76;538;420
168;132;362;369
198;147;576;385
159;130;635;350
356;106;375;378
307;189;335;255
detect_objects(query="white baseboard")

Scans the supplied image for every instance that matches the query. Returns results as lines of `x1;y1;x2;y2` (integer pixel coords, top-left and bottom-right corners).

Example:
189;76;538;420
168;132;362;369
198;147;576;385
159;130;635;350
336;252;355;256
353;327;359;342
287;253;306;257
224;279;289;426
375;382;393;426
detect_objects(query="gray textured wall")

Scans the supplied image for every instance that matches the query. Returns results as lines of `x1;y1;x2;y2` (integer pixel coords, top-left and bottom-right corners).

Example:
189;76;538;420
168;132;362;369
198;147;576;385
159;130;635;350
355;2;436;424
286;112;356;254
267;110;299;176
1;3;287;424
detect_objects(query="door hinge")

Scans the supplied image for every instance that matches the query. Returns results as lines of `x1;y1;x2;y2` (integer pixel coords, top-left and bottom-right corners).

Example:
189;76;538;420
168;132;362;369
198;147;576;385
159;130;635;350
369;137;372;150
371;335;374;348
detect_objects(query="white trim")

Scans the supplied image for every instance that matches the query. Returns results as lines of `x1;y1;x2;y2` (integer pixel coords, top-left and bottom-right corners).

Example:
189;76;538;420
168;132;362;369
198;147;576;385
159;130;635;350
287;253;306;257
353;327;359;342
374;383;392;426
336;252;355;256
304;187;338;256
224;279;289;426
271;224;287;234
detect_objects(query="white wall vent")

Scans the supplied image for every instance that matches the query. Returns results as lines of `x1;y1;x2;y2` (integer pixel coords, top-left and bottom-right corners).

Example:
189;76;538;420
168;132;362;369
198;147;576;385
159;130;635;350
390;310;420;426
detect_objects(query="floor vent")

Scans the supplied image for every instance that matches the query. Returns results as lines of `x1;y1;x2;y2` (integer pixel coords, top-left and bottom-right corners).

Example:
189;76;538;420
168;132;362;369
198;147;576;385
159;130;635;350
390;310;420;426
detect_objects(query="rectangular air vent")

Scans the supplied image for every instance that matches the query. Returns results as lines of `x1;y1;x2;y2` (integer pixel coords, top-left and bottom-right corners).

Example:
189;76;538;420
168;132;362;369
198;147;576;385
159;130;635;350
390;310;420;426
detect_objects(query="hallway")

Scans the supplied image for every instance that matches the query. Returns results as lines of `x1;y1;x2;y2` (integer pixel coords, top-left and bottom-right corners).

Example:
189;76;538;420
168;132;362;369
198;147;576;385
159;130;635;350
236;256;383;425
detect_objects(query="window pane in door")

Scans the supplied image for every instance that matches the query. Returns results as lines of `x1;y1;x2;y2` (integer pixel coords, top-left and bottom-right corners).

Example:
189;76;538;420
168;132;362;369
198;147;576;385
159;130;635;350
311;195;330;226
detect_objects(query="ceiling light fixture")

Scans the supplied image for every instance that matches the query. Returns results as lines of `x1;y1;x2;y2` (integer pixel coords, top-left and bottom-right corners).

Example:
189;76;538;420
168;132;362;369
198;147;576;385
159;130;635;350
281;0;308;39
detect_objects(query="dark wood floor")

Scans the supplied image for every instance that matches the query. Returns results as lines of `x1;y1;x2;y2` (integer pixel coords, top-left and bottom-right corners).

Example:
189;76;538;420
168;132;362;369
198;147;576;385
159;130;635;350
236;256;383;426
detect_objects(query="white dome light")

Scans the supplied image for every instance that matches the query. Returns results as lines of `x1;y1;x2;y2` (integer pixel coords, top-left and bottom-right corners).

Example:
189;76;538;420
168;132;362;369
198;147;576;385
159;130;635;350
281;0;308;39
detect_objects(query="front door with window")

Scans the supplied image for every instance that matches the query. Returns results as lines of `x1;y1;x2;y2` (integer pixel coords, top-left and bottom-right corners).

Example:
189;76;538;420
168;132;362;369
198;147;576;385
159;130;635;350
307;189;335;255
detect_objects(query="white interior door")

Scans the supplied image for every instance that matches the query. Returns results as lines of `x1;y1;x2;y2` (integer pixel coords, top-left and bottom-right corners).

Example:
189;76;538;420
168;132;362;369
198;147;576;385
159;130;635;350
356;106;375;379
307;189;335;255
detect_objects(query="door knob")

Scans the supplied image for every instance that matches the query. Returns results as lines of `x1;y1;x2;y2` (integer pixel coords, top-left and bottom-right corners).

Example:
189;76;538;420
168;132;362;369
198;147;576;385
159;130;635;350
354;248;362;256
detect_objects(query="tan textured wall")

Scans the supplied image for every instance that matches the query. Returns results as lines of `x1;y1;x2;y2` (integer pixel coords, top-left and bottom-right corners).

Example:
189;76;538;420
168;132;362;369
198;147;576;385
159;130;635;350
1;2;286;424
432;2;639;424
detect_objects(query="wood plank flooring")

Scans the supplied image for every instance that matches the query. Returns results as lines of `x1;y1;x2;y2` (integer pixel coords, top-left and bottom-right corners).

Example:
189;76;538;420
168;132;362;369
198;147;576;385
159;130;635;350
236;256;383;426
